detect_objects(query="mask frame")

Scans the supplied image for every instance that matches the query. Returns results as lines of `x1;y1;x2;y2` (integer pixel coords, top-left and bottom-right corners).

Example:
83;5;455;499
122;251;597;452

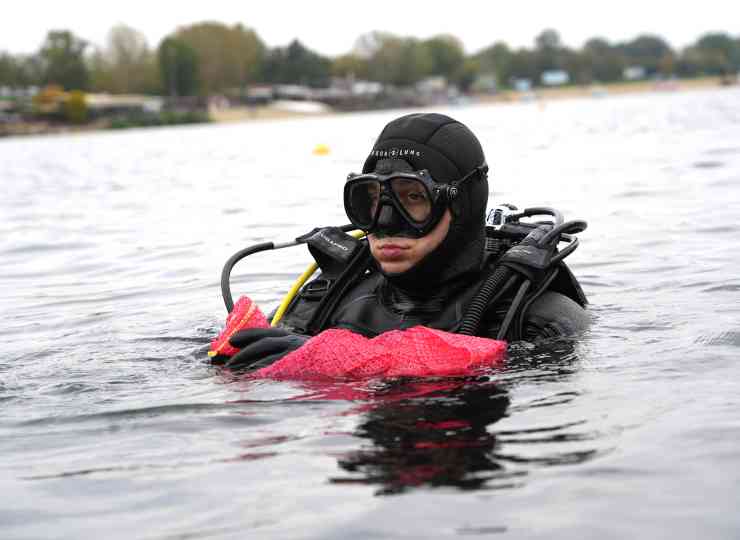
344;164;488;236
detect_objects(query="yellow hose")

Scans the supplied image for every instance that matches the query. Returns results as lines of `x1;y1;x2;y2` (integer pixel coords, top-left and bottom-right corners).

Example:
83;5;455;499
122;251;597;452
270;262;318;326
270;230;366;327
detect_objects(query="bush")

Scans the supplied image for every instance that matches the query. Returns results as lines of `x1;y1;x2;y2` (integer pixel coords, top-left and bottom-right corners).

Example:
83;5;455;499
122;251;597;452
32;85;66;117
107;110;209;130
64;91;88;124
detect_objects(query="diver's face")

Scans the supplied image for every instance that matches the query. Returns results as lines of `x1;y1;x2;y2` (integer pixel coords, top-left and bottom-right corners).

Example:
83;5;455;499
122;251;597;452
368;209;451;274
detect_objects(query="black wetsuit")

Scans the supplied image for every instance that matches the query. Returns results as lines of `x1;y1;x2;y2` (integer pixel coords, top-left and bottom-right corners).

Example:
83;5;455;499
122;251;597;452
278;252;589;342
327;276;589;341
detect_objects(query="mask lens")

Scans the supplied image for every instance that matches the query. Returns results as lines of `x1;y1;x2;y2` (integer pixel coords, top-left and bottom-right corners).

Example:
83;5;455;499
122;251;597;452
347;179;381;227
390;177;432;223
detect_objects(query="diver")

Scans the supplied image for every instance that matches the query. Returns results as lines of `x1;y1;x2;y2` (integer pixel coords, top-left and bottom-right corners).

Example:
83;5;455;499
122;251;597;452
219;113;589;370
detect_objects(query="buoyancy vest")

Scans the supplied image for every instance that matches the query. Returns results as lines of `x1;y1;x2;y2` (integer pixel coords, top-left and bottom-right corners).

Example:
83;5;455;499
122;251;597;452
322;271;486;337
276;227;587;340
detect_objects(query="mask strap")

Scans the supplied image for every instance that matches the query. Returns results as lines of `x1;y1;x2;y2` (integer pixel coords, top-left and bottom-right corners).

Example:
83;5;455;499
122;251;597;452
447;163;488;201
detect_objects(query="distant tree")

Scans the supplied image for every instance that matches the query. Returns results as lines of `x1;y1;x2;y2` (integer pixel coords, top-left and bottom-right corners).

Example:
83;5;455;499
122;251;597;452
88;51;112;92
287;39;331;86
535;29;562;51
534;28;569;76
157;37;199;96
696;33;740;65
262;39;331;87
352;31;434;86
423;34;465;82
175;22;265;95
353;31;390;59
0;53;16;86
39;30;89;90
618;34;674;76
680;32;740;76
457;57;480;91
0;53;44;88
331;53;369;79
16;54;45;87
475;42;512;87
401;38;433;85
506;48;538;83
658;53;675;76
581;37;625;82
91;24;159;94
561;48;587;84
365;34;432;86
107;25;149;72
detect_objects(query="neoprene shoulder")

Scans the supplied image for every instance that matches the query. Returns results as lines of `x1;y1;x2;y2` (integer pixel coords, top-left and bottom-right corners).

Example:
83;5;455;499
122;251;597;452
481;290;589;341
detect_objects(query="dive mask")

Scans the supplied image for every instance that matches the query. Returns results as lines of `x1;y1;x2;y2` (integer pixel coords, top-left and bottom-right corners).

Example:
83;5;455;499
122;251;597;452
343;165;488;236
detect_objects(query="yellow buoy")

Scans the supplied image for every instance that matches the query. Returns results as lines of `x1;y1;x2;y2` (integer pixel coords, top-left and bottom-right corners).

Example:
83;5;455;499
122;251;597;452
313;144;330;155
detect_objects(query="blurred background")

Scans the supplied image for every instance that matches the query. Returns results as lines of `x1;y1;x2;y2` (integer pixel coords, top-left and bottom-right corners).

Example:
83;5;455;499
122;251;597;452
1;1;739;134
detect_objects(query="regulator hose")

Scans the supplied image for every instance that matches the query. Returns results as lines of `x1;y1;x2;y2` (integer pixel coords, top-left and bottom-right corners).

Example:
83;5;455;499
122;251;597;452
221;242;275;313
458;267;518;335
538;220;587;247
496;280;531;340
220;224;359;313
511;206;564;226
458;215;583;339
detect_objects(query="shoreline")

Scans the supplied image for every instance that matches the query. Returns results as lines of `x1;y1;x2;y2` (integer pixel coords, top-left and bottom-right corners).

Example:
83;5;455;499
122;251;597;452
1;77;735;138
463;76;731;106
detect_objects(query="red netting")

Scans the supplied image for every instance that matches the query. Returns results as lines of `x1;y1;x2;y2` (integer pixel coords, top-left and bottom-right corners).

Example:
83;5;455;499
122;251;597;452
209;296;269;357
255;326;506;380
211;296;507;381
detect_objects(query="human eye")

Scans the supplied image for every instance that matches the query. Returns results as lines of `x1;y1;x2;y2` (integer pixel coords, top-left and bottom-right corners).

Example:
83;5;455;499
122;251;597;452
393;179;427;202
407;190;427;202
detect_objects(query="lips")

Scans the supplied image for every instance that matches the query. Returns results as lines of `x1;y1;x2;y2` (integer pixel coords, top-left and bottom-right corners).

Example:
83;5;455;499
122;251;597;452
377;243;410;259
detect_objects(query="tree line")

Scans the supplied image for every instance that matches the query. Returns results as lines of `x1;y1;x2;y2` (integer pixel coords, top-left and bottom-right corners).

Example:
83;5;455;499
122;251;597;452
1;24;739;97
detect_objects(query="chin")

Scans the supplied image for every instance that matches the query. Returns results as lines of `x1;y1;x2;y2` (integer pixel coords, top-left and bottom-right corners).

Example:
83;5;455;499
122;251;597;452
378;260;415;274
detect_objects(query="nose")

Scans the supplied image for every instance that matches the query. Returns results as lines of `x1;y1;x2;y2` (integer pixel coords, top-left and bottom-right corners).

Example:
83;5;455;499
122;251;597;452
376;203;400;230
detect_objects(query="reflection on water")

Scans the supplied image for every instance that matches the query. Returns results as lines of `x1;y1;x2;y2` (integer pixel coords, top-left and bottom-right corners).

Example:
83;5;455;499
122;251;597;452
330;340;596;496
334;380;510;494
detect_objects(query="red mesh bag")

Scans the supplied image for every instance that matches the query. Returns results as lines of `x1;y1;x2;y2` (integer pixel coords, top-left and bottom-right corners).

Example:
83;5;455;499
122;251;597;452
208;296;269;358
212;296;507;380
254;327;506;380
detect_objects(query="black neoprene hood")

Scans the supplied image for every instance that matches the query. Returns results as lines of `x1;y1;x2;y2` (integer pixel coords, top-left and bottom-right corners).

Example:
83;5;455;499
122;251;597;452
361;113;490;292
362;113;486;182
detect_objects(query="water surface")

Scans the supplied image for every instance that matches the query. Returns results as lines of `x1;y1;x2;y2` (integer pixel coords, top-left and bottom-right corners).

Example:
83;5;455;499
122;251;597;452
2;88;740;539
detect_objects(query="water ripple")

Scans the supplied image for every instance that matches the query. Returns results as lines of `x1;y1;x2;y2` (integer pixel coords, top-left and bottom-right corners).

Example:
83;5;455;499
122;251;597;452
692;160;724;169
2;91;740;539
696;331;740;347
702;283;740;293
3;241;97;255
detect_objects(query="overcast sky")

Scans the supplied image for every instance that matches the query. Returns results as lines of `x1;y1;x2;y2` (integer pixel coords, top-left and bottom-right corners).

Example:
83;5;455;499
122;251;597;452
2;1;737;56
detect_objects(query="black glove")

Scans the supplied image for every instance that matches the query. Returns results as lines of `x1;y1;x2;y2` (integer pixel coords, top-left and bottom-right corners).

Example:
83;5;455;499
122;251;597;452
224;328;308;370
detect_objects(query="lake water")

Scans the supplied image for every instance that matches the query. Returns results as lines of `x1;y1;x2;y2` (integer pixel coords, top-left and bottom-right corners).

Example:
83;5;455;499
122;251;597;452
2;88;739;539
